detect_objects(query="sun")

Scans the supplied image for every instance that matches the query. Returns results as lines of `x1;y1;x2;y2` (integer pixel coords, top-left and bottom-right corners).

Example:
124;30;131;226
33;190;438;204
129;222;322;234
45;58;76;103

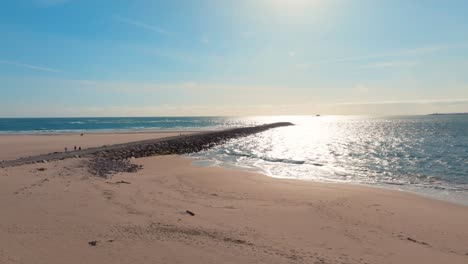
270;0;317;8
267;0;322;15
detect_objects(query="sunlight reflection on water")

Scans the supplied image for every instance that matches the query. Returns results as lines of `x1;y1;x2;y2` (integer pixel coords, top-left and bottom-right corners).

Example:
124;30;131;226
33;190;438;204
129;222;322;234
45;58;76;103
190;115;468;204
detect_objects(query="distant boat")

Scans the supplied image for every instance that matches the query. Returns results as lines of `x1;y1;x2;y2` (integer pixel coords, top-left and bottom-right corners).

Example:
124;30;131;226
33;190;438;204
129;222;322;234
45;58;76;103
316;114;321;117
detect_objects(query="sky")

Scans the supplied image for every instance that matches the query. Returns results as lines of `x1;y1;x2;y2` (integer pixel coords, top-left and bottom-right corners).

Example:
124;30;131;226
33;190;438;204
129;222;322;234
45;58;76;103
1;0;468;117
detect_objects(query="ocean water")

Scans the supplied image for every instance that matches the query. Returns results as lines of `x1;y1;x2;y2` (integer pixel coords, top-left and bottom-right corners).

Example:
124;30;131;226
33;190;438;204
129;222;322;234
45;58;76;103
0;117;233;133
1;116;467;204
189;115;468;204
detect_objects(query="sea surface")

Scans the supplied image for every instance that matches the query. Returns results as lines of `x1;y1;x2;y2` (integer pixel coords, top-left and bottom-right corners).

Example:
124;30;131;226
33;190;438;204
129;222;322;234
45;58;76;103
1;116;467;204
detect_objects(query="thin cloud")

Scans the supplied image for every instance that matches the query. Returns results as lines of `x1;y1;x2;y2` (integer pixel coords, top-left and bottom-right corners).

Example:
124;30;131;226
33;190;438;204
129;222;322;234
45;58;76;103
0;60;62;73
299;42;468;68
361;61;418;69
76;80;285;94
201;35;210;44
117;17;173;36
336;98;468;106
143;48;198;63
312;46;440;65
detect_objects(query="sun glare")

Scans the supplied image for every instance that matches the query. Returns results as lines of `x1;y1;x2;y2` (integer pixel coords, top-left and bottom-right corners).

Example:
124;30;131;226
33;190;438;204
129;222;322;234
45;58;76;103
268;0;323;16
270;0;318;8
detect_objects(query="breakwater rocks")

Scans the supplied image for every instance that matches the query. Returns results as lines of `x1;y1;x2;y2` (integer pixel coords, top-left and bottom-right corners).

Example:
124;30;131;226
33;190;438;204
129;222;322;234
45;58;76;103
1;122;294;177
90;122;293;177
88;157;142;178
97;122;294;159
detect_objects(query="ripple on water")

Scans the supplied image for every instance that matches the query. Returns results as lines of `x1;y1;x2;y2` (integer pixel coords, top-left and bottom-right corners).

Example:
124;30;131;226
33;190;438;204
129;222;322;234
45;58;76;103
189;115;468;205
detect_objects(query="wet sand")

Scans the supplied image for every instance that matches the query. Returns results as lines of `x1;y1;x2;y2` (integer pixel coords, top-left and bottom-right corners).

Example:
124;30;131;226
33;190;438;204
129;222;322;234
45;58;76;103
0;133;467;263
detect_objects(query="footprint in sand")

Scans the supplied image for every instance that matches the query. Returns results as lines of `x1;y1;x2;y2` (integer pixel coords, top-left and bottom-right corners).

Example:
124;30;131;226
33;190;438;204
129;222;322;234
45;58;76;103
102;189;115;200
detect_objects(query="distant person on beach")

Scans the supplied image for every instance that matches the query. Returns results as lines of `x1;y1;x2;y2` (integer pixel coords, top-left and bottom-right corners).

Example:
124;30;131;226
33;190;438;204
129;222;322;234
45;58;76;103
78;147;81;151
74;146;77;151
65;147;68;153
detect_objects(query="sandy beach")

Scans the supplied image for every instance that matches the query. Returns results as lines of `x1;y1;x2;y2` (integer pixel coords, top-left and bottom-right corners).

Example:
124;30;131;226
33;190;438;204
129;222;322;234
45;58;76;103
1;133;467;264
0;131;199;161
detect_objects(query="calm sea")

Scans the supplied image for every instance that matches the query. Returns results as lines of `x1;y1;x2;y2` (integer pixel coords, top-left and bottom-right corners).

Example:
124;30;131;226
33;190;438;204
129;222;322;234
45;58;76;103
1;116;467;204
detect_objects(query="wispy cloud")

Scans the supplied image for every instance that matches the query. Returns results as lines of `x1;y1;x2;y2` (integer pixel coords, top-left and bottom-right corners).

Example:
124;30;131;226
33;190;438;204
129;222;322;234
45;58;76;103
298;42;468;68
0;60;62;73
330;98;468;115
76;80;202;94
76;80;289;95
143;48;198;63
361;61;418;69
116;17;173;36
138;46;225;65
2;76;467;116
311;46;439;66
335;98;468;106
201;35;210;44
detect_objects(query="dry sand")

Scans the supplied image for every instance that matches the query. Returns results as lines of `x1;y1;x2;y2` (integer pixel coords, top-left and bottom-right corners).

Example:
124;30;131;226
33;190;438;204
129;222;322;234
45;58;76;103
0;131;198;161
0;133;467;263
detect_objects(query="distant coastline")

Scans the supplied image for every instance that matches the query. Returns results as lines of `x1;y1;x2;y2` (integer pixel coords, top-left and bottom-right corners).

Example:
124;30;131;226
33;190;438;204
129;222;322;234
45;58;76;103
429;112;468;115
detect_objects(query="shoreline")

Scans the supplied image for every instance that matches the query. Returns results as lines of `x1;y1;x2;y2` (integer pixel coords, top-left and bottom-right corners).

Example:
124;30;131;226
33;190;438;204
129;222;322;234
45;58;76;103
187;155;467;209
190;156;468;208
1;131;467;263
206;165;468;207
1;130;467;207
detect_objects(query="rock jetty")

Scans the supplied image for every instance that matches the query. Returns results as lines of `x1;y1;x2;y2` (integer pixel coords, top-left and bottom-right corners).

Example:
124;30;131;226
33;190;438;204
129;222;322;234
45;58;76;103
1;122;294;177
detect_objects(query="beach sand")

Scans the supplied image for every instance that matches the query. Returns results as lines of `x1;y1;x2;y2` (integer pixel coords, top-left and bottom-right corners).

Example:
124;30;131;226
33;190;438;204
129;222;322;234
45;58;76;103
0;131;198;161
0;133;467;263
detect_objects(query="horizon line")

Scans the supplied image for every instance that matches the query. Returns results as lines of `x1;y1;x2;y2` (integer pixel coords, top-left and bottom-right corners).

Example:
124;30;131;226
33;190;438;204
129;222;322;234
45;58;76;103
1;113;467;119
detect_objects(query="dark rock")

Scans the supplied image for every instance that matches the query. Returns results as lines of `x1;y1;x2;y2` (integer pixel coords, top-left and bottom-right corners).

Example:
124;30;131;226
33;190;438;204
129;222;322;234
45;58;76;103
88;241;98;246
223;238;248;244
406;237;429;246
3;123;294;173
88;158;140;178
186;210;195;216
115;181;131;184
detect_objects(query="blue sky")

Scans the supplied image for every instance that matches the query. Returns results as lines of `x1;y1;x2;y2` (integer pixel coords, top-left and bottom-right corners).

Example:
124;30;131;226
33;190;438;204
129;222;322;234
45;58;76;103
1;0;468;116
